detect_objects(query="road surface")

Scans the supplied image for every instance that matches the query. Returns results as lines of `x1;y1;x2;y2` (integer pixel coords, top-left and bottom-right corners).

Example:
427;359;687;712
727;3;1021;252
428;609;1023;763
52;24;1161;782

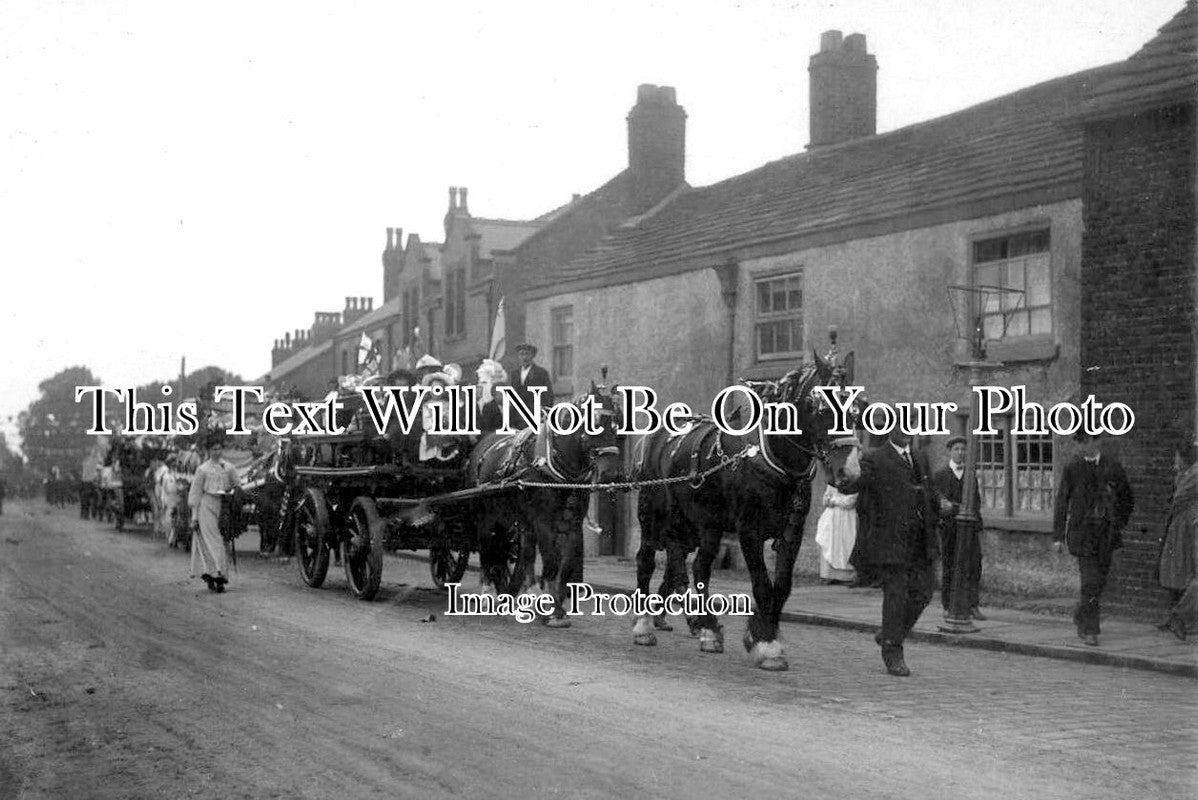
1;501;1194;799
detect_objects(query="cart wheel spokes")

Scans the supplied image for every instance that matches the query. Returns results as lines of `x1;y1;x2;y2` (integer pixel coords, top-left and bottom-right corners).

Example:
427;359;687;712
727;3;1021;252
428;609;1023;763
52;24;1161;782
295;488;331;588
429;546;470;590
344;497;384;600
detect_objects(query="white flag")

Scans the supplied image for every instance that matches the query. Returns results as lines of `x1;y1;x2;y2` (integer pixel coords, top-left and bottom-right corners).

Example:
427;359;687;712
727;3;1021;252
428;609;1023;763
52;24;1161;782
489;296;506;361
358;333;380;377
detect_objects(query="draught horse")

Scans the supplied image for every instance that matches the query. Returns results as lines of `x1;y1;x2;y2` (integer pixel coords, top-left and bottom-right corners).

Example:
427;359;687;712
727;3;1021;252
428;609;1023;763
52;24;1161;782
630;351;859;671
469;384;623;626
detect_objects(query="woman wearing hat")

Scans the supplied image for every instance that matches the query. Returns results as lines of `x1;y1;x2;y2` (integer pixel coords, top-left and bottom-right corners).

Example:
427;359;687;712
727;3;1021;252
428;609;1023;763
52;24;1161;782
419;369;460;462
187;429;240;592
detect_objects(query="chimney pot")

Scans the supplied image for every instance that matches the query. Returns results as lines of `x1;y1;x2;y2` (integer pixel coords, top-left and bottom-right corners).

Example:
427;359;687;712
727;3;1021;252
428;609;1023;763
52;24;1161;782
627;83;687;214
386;227;394;249
449;186;458;209
459;187;468;214
808;30;877;148
820;30;843;52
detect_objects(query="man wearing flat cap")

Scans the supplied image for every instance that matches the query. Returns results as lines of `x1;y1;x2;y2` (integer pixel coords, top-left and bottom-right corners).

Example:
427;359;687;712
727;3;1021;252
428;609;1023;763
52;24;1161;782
933;436;985;621
509;343;552;429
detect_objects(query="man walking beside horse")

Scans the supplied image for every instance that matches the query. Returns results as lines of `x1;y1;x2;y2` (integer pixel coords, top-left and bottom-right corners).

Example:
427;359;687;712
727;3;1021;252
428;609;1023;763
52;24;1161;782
836;426;942;677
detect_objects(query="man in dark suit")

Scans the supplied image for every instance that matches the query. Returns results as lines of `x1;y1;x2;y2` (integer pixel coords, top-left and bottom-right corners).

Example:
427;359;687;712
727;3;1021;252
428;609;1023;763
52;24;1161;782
836;427;940;676
1054;431;1134;646
933;436;985;620
508;343;553;429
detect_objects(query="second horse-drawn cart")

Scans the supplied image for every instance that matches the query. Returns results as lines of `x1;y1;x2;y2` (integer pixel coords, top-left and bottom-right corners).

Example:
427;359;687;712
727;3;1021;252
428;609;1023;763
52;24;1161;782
278;403;519;601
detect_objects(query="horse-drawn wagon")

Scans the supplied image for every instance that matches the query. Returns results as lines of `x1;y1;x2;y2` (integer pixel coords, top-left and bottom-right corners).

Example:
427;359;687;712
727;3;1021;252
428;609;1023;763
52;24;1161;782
278;381;624;606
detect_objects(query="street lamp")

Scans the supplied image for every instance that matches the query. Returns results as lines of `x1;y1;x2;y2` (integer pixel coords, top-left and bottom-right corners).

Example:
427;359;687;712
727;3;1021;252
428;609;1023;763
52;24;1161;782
940;284;1021;634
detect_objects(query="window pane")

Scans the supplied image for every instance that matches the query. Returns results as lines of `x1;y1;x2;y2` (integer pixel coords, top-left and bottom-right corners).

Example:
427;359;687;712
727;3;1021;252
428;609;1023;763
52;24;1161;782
976;265;1001;291
983;313;1003;339
771;320;790;352
1004;259;1025;295
1013;433;1053;514
758;324;775;354
787;286;802;310
1006;312;1029;337
1026;257;1051;306
974;239;1005;263
1029;308;1052;334
758;282;772;313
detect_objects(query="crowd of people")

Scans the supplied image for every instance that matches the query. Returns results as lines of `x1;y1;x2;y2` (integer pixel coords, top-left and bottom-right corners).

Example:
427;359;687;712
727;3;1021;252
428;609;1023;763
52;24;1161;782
819;426;1195;676
14;342;1195;671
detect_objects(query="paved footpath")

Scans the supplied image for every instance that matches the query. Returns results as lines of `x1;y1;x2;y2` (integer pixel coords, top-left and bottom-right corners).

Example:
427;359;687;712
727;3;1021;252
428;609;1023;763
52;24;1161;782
577;555;1198;677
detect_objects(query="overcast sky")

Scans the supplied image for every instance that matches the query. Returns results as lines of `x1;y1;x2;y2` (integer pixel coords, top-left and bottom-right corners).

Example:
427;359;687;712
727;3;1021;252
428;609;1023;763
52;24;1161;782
0;0;1185;448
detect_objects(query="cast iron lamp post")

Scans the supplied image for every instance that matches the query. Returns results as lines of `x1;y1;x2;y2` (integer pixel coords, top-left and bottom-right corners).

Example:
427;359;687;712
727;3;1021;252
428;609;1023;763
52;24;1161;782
940;285;1014;634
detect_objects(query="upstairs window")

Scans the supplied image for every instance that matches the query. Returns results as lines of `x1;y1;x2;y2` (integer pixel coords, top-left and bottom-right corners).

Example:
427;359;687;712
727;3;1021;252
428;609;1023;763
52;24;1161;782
973;229;1051;339
754;271;803;360
445;269;466;339
551;305;574;381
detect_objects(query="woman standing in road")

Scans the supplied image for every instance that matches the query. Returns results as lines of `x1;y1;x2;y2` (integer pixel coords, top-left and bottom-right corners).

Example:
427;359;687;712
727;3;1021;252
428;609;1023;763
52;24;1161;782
188;428;239;592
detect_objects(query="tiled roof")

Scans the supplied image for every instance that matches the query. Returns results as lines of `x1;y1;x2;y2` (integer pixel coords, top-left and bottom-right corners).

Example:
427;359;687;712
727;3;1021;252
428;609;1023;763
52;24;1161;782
266;339;331;382
469;218;543;257
1077;1;1197;119
528;64;1120;295
512;170;638;254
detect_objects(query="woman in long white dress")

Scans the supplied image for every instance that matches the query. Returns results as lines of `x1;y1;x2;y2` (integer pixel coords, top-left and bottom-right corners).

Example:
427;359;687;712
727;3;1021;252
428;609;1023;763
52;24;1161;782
188;430;239;592
815;444;861;584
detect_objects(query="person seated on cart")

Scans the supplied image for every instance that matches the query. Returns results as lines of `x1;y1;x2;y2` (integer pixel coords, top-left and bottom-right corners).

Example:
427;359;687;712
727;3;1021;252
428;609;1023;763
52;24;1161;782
376;368;420;464
475;358;509;435
419;367;463;464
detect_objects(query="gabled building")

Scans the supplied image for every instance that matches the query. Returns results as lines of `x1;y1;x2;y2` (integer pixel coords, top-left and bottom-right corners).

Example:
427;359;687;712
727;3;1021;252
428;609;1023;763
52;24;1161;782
524;12;1196;585
378;85;690;385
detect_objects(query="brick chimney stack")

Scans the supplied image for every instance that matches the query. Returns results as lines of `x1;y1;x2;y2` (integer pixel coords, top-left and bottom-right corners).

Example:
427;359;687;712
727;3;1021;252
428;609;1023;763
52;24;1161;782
627;84;686;214
310;312;342;346
383;227;403;302
808;30;877;148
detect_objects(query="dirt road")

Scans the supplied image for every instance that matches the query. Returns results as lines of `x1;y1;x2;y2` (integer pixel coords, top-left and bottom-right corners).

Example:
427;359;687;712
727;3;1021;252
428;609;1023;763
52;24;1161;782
1;501;1193;799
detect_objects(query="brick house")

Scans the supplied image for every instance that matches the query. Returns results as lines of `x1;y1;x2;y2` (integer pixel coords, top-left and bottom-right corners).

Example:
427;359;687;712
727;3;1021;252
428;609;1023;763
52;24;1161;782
1069;1;1197;611
523;16;1195;578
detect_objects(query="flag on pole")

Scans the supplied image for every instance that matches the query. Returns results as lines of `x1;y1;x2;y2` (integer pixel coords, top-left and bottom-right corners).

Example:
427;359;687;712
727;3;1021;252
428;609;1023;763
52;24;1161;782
358;333;380;377
489;296;506;361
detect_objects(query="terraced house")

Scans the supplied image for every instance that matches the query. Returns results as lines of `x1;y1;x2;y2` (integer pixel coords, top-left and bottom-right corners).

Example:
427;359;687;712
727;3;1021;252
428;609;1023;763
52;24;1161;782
524;7;1196;610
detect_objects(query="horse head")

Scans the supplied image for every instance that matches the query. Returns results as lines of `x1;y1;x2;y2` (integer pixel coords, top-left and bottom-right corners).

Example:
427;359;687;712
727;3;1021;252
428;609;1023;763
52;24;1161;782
540;380;623;484
583;379;623;484
761;349;864;480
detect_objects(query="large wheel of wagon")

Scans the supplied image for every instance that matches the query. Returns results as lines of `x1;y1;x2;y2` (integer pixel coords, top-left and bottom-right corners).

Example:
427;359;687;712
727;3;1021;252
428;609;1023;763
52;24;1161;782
295;487;332;588
344;497;384;601
429;546;470;590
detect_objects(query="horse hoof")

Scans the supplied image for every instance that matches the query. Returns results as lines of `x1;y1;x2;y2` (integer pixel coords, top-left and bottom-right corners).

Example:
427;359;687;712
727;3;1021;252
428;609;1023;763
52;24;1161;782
699;640;724;654
634;633;658;646
758;657;789;672
545;618;571;629
653;615;674;632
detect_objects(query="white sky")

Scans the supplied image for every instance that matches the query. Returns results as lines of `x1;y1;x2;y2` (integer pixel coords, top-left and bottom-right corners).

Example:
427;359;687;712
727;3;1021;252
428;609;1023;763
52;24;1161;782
0;0;1184;448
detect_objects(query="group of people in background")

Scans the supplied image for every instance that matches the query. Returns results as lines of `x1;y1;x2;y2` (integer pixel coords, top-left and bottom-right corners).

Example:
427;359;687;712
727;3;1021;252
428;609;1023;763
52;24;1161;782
819;421;1198;676
358;342;554;465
